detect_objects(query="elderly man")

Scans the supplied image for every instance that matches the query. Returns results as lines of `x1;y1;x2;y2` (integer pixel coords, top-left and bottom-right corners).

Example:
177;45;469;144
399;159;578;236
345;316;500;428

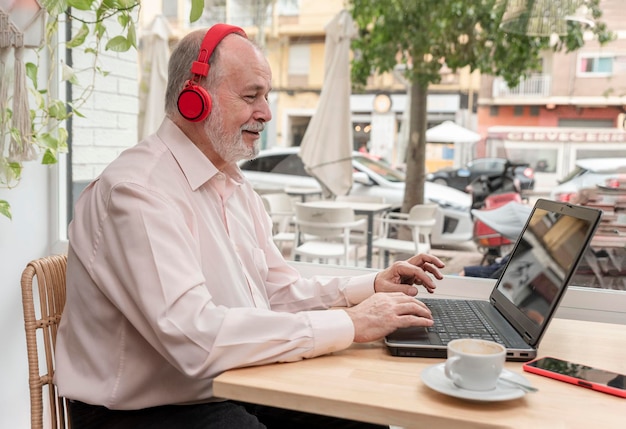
55;24;444;428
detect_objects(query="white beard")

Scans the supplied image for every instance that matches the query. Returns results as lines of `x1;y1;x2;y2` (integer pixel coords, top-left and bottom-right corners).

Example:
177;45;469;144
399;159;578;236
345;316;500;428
204;102;263;164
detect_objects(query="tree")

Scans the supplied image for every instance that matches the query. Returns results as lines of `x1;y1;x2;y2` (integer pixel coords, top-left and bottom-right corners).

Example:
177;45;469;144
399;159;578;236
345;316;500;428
348;0;613;213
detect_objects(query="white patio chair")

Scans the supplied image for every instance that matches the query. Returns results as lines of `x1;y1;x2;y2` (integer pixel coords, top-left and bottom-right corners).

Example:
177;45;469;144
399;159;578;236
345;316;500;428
293;202;366;266
261;192;297;255
335;194;386;252
372;203;439;267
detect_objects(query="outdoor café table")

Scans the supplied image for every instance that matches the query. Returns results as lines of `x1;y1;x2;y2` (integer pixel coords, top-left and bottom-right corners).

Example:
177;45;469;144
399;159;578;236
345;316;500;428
214;317;625;428
284;186;323;202
302;200;392;268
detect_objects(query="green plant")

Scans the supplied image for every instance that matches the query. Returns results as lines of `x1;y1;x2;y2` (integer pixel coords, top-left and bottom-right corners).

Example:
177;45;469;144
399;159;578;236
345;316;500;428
0;0;141;219
0;0;237;220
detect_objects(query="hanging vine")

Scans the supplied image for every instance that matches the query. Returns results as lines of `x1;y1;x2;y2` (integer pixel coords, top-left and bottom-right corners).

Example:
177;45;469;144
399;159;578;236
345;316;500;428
0;0;140;219
0;0;212;219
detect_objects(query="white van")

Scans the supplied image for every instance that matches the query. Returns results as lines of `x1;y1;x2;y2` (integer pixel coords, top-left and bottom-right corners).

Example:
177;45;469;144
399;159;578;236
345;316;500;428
551;158;626;201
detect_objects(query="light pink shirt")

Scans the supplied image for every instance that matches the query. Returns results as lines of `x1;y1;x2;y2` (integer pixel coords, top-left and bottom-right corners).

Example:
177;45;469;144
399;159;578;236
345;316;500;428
54;118;377;409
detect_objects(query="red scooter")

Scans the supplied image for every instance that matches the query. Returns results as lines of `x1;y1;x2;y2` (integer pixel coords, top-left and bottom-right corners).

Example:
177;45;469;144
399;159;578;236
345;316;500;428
472;192;523;265
466;165;525;265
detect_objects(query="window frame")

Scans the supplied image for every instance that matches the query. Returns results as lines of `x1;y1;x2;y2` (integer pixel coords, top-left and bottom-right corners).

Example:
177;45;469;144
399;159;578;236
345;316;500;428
576;52;614;77
288;43;310;76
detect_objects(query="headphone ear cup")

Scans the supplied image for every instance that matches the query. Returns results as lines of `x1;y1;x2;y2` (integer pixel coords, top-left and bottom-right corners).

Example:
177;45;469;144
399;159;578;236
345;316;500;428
177;82;212;122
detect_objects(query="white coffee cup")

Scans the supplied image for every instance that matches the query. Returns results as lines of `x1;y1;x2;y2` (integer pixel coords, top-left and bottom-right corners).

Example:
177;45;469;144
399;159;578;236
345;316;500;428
444;338;506;391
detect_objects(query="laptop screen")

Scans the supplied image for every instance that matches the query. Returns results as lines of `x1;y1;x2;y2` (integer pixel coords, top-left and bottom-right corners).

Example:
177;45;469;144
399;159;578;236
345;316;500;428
491;200;601;343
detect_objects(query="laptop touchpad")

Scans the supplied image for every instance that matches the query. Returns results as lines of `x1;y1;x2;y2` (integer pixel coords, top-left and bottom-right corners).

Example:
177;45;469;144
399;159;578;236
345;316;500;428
386;326;430;342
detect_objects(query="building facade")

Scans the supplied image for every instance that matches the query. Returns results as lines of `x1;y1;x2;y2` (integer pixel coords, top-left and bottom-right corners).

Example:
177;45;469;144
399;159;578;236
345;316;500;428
114;0;626;192
157;0;480;169
477;0;626;192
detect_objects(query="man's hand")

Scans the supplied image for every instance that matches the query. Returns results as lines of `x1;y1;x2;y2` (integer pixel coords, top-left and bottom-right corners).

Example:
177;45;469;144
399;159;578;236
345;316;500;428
374;253;445;296
343;293;433;343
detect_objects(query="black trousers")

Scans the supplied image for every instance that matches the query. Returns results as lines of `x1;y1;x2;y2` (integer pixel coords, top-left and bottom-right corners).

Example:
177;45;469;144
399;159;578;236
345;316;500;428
68;399;387;429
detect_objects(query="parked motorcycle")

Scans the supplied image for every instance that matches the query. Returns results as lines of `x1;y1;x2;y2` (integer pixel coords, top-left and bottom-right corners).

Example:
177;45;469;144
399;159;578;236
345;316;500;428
466;161;525;211
466;162;528;265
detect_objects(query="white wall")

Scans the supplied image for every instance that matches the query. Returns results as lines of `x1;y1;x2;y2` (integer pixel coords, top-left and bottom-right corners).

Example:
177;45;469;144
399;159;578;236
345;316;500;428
0;39;138;429
0;162;51;428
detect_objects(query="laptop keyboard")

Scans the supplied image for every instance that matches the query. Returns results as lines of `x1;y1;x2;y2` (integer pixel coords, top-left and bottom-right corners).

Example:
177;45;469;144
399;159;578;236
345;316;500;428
422;299;506;346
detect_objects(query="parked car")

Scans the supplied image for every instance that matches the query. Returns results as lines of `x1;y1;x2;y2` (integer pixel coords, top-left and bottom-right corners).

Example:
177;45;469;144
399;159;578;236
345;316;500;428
550;158;626;202
426;158;535;192
238;147;473;246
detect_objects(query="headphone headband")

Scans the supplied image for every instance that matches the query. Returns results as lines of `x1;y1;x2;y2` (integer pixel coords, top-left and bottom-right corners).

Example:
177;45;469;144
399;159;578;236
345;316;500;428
177;24;247;122
190;24;247;80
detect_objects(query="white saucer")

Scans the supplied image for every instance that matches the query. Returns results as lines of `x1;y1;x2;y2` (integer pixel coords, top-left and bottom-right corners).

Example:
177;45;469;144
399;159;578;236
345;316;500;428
421;363;529;401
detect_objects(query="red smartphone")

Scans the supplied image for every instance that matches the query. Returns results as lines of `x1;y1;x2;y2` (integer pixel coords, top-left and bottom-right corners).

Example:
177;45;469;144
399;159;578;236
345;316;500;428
523;356;626;398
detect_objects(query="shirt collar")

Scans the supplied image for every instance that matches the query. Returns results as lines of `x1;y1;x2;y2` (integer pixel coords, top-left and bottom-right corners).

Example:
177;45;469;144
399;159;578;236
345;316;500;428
156;118;245;191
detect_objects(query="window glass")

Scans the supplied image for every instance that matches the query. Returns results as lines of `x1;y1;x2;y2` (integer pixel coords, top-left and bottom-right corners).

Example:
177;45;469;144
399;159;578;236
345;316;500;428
276;0;300;15
501;147;559;174
468;159;505;173
288;44;310;75
558;166;585;183
52;10;625;297
354;155;405;182
162;0;177;18
190;0;226;27
596;57;612;72
240;154;288;173
240;154;309;177
578;54;613;75
575;148;626;159
272;154;308;176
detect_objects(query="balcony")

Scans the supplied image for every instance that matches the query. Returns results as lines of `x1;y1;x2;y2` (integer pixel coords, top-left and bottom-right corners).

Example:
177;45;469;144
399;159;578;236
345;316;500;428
492;74;552;98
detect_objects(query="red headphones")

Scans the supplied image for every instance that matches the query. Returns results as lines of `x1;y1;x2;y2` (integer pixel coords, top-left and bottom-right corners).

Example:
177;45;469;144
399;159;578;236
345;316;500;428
177;24;247;122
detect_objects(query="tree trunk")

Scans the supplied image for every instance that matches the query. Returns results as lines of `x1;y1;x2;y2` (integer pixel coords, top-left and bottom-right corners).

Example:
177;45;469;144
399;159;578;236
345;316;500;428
402;83;428;213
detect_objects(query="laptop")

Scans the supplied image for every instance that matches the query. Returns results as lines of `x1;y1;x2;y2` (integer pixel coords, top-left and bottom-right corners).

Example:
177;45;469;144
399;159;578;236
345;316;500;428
385;199;602;362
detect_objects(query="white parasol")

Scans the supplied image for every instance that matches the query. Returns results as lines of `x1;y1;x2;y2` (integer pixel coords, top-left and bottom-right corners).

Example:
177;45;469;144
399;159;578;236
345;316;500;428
299;10;356;198
138;15;171;140
426;121;481;167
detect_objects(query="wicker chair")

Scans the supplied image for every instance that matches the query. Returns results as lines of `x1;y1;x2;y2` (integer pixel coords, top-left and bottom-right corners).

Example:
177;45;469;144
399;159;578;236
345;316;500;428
21;254;70;429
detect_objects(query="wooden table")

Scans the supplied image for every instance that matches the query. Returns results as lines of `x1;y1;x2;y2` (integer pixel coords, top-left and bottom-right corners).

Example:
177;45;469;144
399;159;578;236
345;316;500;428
214;318;625;428
303;200;392;268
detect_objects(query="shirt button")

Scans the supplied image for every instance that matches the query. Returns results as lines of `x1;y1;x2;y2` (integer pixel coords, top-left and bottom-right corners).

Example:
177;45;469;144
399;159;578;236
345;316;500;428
216;173;225;180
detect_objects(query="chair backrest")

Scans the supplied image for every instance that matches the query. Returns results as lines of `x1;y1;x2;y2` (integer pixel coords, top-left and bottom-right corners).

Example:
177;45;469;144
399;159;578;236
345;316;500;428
408;203;438;214
407;203;439;242
262;192;295;214
21;254;69;429
408;203;438;224
262;192;296;234
294;203;358;237
335;195;386;236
